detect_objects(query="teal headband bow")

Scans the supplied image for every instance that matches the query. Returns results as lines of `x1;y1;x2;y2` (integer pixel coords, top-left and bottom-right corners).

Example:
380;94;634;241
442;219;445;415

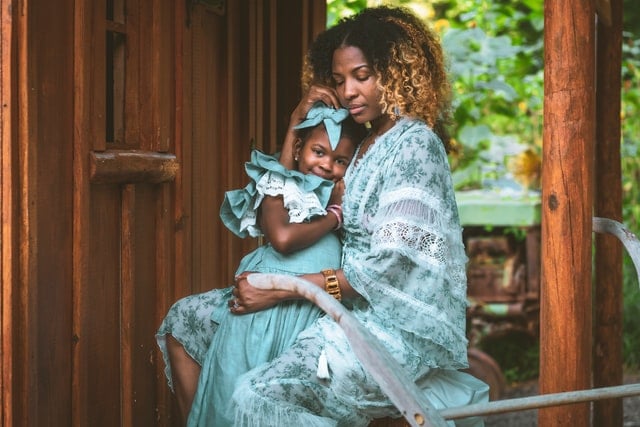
293;102;350;150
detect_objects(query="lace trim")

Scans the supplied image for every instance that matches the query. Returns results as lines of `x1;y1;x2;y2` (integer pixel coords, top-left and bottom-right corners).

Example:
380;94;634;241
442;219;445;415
372;221;447;267
255;172;327;224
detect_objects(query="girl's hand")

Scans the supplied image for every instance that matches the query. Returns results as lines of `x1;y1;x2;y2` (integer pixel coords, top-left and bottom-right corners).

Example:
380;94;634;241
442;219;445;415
229;271;292;314
328;179;345;206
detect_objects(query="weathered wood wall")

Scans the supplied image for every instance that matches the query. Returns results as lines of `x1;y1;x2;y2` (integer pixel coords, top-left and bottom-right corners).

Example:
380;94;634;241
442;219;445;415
1;1;325;425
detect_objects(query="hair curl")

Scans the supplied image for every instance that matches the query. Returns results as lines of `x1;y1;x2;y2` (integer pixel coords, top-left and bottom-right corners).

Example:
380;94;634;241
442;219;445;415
302;6;452;149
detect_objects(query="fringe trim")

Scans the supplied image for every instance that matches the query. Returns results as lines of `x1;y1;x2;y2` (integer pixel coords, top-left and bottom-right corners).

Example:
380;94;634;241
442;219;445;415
232;383;336;427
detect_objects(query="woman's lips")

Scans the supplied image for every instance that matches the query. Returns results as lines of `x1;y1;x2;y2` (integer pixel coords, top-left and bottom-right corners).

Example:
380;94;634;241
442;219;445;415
348;105;365;115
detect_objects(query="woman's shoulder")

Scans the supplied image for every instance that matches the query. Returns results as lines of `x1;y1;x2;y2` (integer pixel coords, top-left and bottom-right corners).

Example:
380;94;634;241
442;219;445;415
399;118;438;139
391;118;444;153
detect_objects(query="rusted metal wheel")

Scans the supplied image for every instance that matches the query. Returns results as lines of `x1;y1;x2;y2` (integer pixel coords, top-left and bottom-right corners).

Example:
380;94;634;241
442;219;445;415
464;347;506;401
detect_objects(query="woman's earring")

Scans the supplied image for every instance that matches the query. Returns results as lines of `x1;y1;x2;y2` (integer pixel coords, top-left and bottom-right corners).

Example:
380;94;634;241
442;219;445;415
294;156;299;161
394;106;401;116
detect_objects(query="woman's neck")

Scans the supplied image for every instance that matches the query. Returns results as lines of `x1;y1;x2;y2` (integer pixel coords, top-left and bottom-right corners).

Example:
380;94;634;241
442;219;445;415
368;114;395;138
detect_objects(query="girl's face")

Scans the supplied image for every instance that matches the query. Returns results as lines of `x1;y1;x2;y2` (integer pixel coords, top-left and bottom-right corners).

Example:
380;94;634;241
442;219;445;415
295;126;356;182
331;46;385;125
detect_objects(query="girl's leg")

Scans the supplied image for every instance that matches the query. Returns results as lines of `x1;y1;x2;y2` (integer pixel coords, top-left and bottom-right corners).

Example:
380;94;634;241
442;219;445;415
166;334;201;424
156;288;230;422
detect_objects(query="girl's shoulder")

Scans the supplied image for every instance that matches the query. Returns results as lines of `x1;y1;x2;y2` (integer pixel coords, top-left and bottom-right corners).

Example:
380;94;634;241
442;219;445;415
220;150;334;238
246;149;333;197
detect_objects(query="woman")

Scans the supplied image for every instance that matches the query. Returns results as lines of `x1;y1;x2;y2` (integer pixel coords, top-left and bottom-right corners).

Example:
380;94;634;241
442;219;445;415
229;6;488;427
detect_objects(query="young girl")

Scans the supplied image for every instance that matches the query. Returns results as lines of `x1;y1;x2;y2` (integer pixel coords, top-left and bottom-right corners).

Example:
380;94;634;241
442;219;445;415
229;6;488;427
156;103;366;425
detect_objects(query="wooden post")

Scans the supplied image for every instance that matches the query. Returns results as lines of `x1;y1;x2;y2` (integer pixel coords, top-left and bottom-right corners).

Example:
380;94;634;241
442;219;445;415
593;0;624;425
540;1;595;426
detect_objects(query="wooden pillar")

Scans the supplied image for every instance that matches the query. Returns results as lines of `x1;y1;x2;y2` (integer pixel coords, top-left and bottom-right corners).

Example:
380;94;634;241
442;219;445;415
540;0;595;426
593;0;624;425
0;0;17;425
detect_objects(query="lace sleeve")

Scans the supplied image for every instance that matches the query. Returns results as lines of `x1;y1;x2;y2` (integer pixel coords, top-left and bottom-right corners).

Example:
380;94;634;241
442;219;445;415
372;189;448;269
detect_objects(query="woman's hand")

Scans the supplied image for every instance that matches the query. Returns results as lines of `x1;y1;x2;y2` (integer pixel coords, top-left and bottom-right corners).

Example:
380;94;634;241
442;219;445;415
289;85;342;127
281;86;342;170
228;271;293;314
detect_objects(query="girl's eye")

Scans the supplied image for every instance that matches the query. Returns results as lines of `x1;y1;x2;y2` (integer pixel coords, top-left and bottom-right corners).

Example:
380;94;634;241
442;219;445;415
313;149;324;156
337;159;348;166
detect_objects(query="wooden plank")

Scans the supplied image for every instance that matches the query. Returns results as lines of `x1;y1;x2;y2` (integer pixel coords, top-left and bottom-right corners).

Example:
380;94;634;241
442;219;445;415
540;1;595;426
1;0;17;425
132;184;163;426
123;0;140;149
593;0;624;424
33;0;76;418
84;187;122;426
120;185;135;427
14;1;35;423
151;0;174;153
73;0;95;424
90;150;178;184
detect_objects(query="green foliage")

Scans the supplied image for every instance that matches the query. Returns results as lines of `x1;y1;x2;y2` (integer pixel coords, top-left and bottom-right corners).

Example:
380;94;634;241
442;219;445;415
623;256;640;368
437;0;543;190
621;20;640;370
326;0;367;25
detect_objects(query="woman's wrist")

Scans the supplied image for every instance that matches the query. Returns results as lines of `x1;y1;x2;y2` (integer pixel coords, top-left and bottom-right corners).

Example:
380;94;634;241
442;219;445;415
321;269;342;301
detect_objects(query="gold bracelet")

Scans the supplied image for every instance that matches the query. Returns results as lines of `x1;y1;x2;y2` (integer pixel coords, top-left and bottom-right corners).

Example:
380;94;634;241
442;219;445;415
321;269;342;301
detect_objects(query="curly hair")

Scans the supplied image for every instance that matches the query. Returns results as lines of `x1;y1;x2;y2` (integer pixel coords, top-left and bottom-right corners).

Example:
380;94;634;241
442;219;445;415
302;6;452;148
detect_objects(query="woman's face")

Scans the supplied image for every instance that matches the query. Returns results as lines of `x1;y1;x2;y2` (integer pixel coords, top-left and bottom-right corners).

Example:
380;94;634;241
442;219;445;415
331;46;384;125
295;126;356;182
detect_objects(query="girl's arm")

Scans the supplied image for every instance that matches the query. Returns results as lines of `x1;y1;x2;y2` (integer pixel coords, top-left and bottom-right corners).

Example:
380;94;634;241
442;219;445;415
258;195;340;254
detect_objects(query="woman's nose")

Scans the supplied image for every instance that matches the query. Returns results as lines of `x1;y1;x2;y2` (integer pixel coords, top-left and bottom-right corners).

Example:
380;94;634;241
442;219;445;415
342;79;357;100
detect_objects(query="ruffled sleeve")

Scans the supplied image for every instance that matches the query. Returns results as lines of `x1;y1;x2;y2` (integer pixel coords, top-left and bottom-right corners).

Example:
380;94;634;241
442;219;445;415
219;150;335;238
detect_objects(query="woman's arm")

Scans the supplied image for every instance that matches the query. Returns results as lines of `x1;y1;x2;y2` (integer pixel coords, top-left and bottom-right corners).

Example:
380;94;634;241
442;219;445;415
231;268;358;314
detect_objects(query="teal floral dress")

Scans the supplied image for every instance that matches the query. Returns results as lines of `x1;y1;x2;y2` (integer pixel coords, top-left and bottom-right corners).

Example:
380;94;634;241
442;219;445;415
230;118;488;427
156;150;343;426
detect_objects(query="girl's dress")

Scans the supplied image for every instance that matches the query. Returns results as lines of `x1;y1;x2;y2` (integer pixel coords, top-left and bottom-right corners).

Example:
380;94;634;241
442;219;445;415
156;150;342;426
230;118;489;427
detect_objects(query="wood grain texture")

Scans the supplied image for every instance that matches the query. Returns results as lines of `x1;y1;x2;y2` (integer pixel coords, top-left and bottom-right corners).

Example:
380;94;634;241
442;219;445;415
540;1;595;425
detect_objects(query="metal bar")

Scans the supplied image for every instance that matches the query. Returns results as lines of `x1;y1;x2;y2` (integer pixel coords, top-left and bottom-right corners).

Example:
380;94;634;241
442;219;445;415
246;273;449;427
593;217;640;286
440;383;640;420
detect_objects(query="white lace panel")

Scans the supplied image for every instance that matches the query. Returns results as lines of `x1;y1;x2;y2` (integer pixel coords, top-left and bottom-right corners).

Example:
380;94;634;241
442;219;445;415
372;188;448;268
255;172;327;224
